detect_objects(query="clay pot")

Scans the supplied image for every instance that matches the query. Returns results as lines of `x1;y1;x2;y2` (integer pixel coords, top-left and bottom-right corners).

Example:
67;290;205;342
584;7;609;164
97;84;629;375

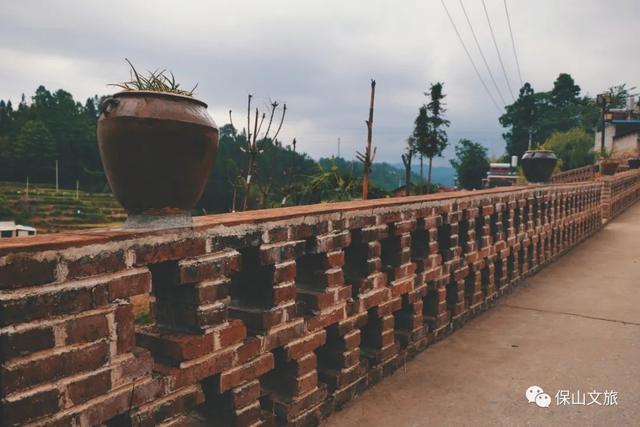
97;91;218;227
627;157;640;169
600;159;619;176
521;150;557;183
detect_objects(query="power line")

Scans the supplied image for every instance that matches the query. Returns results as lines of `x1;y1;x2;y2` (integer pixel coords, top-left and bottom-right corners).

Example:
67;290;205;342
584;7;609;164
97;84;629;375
440;0;503;114
481;0;516;102
459;0;506;106
503;0;523;88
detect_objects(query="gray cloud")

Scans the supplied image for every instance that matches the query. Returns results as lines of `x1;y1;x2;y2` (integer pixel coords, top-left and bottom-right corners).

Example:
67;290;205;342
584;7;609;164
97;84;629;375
1;0;638;166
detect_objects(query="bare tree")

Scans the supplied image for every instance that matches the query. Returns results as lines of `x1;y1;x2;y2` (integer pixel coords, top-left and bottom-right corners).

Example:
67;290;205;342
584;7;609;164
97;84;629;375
356;79;376;200
240;98;286;211
401;137;416;196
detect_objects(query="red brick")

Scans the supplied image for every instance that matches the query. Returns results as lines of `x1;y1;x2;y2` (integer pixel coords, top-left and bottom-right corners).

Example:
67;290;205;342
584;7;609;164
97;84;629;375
156;348;235;390
177;250;240;284
288;371;318;396
274;261;297;283
230;379;261;409
289;222;330;240
0;254;56;290
215;319;247;348
289;353;317;376
259;240;306;265
65;250;126;280
236;337;263;364
65;311;109;345
282;330;326;361
324;251;345;268
272;281;297;305
136;327;213;363
129;384;205;427
0;326;55;361
115;302;135;354
134;238;207;266
218;352;275;392
0;271;148;327
108;268;151;301
0;386;60;425
0;340;109;395
67;370;112;405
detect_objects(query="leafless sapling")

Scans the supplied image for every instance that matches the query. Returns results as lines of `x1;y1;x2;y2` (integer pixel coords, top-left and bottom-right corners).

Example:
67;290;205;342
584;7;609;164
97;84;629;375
356;79;377;200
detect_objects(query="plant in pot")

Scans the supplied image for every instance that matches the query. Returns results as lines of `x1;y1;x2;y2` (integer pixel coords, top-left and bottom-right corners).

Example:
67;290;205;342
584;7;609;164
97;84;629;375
597;148;619;176
97;60;219;228
520;141;558;184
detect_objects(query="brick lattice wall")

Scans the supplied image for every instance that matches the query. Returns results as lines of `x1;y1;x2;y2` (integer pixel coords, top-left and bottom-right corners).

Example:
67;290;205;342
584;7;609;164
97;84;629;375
1;177;638;427
600;170;640;220
550;164;596;184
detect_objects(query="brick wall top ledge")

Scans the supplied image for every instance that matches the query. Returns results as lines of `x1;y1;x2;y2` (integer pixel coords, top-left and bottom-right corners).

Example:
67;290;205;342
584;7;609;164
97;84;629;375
0;182;605;259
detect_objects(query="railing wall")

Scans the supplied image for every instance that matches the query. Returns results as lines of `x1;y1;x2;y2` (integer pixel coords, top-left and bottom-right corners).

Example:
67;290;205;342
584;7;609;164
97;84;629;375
600;169;640;220
550;164;596;184
1;176;638;427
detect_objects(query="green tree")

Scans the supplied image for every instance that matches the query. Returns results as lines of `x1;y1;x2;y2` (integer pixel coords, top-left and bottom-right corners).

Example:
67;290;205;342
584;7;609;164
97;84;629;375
500;74;600;160
551;73;581;107
499;82;537;159
401;136;416;195
14;120;56;180
413;82;449;192
541;128;595;171
450;139;489;190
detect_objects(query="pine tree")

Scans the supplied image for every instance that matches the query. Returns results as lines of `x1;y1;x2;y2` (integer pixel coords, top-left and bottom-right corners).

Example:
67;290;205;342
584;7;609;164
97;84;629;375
413;82;449;192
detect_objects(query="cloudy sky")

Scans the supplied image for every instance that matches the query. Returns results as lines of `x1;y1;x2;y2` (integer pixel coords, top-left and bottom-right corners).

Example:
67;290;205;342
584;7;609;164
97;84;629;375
1;0;638;165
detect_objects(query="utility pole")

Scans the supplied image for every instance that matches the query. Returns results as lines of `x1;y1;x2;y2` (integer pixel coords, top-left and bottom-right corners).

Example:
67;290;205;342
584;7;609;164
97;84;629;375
528;108;533;150
596;93;610;153
337;137;341;158
55;160;59;194
26;176;29;199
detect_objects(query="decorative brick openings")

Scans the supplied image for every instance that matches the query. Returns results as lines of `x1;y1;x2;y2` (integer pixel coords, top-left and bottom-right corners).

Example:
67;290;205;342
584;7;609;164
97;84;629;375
1;178;637;426
600;170;640;220
550;164;596;183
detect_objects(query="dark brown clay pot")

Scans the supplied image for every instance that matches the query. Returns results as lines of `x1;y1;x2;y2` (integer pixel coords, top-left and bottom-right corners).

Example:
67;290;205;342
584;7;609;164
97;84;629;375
627;157;640;169
97;91;218;227
600;159;619;176
520;150;557;183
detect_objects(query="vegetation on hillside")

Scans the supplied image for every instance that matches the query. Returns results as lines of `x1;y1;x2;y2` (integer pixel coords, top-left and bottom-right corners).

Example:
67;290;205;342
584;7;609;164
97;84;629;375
0;181;124;233
1;86;444;221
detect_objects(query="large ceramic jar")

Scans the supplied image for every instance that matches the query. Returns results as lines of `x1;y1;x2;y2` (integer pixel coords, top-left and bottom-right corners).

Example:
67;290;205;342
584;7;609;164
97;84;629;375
97;91;218;227
521;150;557;183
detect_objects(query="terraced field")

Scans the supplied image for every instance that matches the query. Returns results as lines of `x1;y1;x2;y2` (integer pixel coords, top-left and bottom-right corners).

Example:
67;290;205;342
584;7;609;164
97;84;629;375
0;181;125;233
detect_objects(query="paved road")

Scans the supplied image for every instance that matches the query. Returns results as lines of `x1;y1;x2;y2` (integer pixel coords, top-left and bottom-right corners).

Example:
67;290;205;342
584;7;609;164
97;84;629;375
323;203;640;427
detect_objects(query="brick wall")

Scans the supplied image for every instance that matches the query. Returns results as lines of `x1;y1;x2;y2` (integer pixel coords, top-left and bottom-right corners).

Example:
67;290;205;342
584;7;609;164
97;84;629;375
550;164;596;184
0;178;636;427
600;169;640;220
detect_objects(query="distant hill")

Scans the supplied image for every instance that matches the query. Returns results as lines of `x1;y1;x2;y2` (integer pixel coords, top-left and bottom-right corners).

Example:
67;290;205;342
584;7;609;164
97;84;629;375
318;158;429;192
390;163;456;187
0;181;124;233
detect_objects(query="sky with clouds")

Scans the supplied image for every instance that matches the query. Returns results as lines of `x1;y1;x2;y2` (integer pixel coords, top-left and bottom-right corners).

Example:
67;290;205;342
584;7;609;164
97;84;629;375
1;0;638;166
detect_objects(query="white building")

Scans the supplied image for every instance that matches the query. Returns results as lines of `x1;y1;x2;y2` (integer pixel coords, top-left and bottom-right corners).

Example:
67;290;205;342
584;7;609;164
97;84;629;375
594;106;640;156
0;221;36;238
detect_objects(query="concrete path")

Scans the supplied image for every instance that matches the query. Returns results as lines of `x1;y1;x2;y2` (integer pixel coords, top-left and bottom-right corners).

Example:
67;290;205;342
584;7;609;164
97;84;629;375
323;203;640;427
